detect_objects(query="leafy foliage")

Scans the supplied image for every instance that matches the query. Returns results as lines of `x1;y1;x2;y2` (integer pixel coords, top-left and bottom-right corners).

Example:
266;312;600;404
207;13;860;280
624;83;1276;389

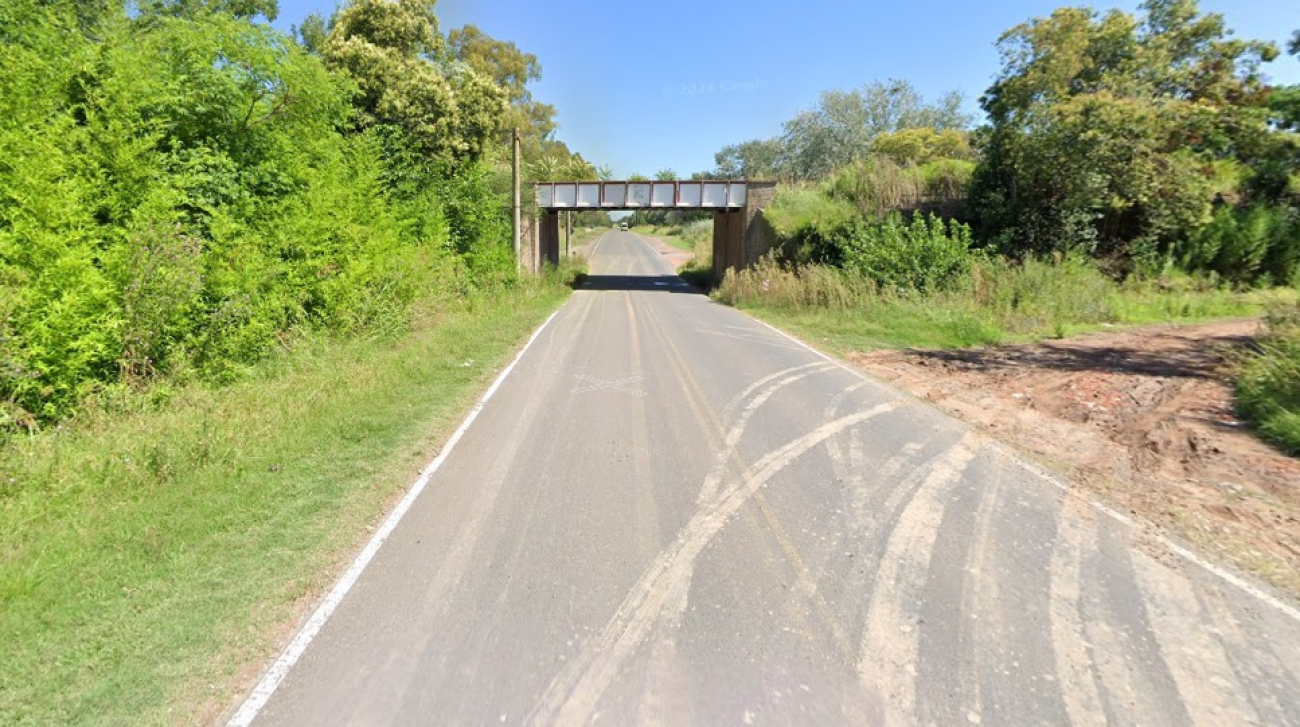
1236;303;1300;454
0;0;539;427
711;81;971;181
837;213;975;292
322;0;506;165
969;0;1281;270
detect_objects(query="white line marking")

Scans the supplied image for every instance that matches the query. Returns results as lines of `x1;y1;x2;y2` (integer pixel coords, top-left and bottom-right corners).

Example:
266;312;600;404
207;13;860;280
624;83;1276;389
225;310;562;727
739;312;1300;624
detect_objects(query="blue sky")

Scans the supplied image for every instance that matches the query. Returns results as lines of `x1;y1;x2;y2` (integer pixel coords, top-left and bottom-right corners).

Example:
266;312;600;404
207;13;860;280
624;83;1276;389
273;0;1300;179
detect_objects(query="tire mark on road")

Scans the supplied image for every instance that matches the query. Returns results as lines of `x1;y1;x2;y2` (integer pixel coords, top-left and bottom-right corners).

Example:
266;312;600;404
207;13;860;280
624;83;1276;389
1131;552;1260;726
1049;506;1107;727
1195;584;1299;725
1084;522;1192;727
855;432;978;721
527;400;909;726
696;362;838;505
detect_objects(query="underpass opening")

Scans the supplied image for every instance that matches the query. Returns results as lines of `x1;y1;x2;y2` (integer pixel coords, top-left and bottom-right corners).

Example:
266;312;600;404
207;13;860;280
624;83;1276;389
534;180;776;280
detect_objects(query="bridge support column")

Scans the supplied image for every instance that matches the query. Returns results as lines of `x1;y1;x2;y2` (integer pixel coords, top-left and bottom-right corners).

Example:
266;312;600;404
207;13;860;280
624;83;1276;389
539;210;560;269
712;209;744;282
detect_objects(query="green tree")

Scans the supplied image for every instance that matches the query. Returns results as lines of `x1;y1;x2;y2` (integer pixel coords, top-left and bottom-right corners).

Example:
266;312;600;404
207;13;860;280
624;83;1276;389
323;0;507;166
969;0;1279;267
293;11;328;54
714;138;783;179
778;80;971;180
869;127;974;166
137;0;279;21
446;23;557;154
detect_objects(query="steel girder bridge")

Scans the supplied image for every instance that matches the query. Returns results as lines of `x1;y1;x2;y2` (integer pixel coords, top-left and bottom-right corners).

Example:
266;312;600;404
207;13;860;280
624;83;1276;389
533;180;776;277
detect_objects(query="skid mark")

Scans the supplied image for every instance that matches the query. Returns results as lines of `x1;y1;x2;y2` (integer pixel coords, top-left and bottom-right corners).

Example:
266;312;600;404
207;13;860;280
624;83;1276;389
722;361;833;425
950;456;1007;726
821;381;872;479
1130;553;1260;726
696;362;838;505
1196;586;1297;725
1082;526;1189;727
1049;510;1107;727
528;401;909;726
856;433;978;720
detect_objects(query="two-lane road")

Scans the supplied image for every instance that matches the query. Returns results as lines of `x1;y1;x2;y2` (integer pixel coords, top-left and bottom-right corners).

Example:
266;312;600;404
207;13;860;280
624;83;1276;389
234;231;1300;725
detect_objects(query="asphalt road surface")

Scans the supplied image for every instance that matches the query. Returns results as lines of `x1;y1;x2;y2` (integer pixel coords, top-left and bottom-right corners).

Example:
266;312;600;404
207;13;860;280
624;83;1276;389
235;231;1300;726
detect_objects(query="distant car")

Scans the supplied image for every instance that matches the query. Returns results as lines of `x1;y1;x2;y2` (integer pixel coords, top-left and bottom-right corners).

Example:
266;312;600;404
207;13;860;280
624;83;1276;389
619;222;628;231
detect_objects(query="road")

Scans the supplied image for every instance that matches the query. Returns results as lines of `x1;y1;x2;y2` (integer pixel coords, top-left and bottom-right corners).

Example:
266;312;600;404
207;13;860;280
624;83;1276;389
234;231;1300;726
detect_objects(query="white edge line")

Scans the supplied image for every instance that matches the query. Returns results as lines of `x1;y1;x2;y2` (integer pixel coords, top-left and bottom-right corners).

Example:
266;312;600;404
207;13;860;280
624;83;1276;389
226;309;562;727
745;310;1300;625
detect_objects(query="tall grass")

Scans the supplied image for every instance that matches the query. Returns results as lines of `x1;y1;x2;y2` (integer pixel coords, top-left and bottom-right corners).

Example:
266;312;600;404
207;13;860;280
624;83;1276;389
1236;302;1300;454
715;253;1284;352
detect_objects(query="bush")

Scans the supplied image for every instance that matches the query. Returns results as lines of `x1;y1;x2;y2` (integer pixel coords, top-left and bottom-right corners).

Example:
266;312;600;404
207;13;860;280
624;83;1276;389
1179;205;1299;286
839;213;974;292
715;256;866;311
823;157;924;216
715;248;1119;344
119;220;204;383
763;186;857;267
1236;303;1300;454
0;4;523;428
919;159;975;200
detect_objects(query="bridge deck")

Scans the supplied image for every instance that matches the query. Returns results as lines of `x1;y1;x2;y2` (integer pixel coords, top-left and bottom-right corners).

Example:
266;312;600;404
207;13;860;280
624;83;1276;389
535;180;747;211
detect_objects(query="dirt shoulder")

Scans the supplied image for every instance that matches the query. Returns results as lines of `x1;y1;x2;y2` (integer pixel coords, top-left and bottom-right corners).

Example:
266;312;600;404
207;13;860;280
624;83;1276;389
849;319;1300;595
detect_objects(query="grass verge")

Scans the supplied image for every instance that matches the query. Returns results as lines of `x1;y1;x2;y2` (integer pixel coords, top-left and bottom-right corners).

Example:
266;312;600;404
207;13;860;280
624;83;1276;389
0;268;577;725
715;257;1297;355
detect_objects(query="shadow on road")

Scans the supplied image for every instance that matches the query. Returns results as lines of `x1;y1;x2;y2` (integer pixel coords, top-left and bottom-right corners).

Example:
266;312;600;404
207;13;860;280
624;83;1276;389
571;273;707;295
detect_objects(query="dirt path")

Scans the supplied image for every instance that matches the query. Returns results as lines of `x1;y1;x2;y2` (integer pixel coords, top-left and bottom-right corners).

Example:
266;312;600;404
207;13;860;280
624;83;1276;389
850;319;1300;595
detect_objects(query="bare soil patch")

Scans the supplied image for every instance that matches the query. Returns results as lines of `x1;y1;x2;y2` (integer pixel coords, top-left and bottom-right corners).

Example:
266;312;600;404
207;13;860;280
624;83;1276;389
849;319;1300;595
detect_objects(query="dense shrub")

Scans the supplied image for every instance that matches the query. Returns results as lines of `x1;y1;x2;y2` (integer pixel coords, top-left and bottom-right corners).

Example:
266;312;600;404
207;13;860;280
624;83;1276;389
0;0;520;427
1177;205;1300;287
1236;303;1300;454
824;157;924;216
763;187;857;267
961;254;1116;334
839;213;974;292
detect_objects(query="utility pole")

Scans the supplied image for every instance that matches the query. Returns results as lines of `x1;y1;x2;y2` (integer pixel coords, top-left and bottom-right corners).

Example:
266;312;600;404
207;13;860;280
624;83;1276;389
512;128;521;273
